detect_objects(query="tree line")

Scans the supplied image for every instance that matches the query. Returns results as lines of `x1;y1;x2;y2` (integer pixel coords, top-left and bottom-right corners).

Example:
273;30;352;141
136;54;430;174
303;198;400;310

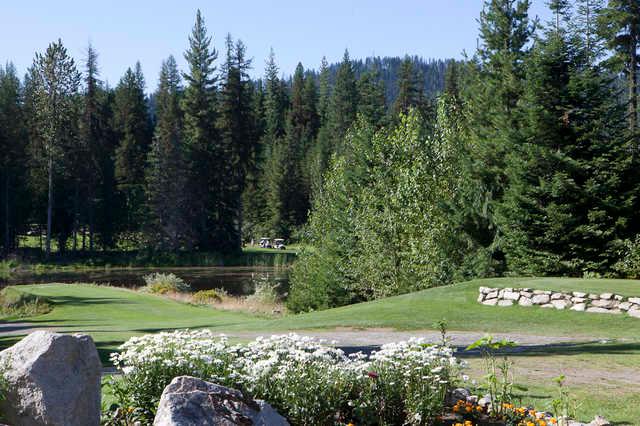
0;10;445;257
288;0;640;312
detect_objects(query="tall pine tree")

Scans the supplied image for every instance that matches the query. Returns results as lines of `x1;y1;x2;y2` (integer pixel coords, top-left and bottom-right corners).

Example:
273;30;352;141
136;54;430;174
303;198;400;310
181;9;221;250
145;56;193;251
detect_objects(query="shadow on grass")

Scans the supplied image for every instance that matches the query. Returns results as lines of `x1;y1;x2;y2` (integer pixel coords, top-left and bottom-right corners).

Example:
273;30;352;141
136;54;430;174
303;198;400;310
47;296;134;306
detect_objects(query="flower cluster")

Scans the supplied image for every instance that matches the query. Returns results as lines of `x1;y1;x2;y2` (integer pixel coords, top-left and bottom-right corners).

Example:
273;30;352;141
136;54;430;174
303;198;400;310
108;331;463;425
449;399;559;426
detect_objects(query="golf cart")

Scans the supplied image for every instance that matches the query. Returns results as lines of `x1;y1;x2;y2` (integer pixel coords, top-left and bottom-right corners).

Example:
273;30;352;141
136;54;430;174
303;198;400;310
259;237;272;248
273;238;286;250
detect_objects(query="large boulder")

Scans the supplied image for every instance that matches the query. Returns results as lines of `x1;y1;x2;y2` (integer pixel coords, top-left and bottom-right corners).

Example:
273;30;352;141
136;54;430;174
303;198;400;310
154;376;289;426
0;331;101;426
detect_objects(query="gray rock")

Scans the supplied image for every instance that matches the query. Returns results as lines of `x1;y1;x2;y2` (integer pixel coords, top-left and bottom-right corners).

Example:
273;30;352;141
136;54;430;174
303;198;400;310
571;303;587;312
628;308;640;319
571;297;587;304
572;291;587;298
477;293;485;303
519;297;533;307
628;297;640;305
498;299;514;307
541;303;555;309
618;301;633;311
503;291;521;301
478;286;490;294
532;294;551;305
477;394;491;408
482;298;498;306
446;388;471;406
590;299;618;309
551;300;570;310
154;376;289;426
586;307;622;315
600;293;613;300
486;291;499;299
588;293;600;300
588;415;611;426
551;292;564;300
0;331;101;426
520;291;533;298
613;294;623;301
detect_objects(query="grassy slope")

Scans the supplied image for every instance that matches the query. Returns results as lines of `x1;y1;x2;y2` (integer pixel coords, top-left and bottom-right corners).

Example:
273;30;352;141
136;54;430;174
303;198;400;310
4;278;640;423
6;277;640;344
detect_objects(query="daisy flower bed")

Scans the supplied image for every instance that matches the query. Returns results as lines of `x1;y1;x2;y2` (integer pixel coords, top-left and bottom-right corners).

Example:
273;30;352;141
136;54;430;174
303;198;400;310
105;331;568;425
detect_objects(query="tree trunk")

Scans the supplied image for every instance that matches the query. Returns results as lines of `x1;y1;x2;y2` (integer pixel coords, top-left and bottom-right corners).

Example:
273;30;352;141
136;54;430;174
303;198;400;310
46;155;54;257
72;182;79;252
630;25;638;132
4;173;9;253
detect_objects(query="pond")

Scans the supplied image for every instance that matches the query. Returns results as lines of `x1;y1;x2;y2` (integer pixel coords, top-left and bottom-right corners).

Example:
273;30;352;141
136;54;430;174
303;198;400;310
0;266;290;296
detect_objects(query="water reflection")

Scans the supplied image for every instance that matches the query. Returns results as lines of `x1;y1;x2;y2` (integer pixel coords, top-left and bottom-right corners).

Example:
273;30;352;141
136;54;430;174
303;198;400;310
0;267;289;296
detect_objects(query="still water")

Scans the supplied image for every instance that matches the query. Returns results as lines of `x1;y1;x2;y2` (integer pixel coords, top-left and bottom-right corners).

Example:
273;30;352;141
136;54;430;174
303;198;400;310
0;267;290;296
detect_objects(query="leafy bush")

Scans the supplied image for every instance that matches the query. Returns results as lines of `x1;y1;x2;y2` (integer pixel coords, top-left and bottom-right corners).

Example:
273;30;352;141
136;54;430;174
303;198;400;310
614;235;640;278
107;331;463;425
191;289;224;304
141;273;191;294
289;107;470;312
0;287;51;318
245;280;279;305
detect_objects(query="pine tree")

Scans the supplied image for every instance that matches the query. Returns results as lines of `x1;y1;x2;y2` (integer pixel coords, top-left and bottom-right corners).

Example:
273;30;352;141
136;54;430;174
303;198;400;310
458;0;535;274
392;56;421;116
598;0;640;131
499;4;638;274
308;56;333;199
263;48;287;144
217;35;255;251
145;56;192;251
265;63;314;237
357;68;386;127
78;43;114;251
327;50;358;154
0;64;28;254
29;39;81;256
181;9;220;250
114;62;152;242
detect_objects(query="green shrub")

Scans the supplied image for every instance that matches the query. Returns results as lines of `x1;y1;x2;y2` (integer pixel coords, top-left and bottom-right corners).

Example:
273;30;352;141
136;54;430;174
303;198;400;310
246;281;279;305
614;235;640;278
0;287;51;318
191;289;224;304
142;273;191;294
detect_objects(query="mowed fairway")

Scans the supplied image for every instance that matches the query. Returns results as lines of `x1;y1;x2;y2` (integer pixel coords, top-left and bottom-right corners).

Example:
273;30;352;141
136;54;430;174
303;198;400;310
2;277;640;423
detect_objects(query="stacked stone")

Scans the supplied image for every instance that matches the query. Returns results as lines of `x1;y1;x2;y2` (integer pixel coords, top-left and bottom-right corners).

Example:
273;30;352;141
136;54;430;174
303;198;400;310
478;287;640;318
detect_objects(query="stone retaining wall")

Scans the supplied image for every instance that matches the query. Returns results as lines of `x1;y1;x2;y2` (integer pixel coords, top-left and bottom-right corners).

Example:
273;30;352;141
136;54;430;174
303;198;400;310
478;286;640;318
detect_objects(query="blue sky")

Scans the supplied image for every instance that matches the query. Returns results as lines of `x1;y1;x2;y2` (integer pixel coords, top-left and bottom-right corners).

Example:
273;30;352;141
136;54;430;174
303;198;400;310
1;1;552;90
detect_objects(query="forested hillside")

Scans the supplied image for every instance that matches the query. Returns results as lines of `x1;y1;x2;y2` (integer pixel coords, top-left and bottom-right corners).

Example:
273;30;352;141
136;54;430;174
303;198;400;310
316;56;449;105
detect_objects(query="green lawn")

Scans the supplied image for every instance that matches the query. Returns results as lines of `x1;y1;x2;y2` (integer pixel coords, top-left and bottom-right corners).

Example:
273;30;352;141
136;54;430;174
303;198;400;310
3;277;640;423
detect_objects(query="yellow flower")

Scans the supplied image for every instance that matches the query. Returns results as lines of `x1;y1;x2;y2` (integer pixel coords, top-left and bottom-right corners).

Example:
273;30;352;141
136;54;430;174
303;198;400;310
538;421;547;426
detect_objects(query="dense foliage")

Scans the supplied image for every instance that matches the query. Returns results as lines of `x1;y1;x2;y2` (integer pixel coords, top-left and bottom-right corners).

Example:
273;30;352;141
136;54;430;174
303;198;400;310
0;11;447;257
288;0;640;311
